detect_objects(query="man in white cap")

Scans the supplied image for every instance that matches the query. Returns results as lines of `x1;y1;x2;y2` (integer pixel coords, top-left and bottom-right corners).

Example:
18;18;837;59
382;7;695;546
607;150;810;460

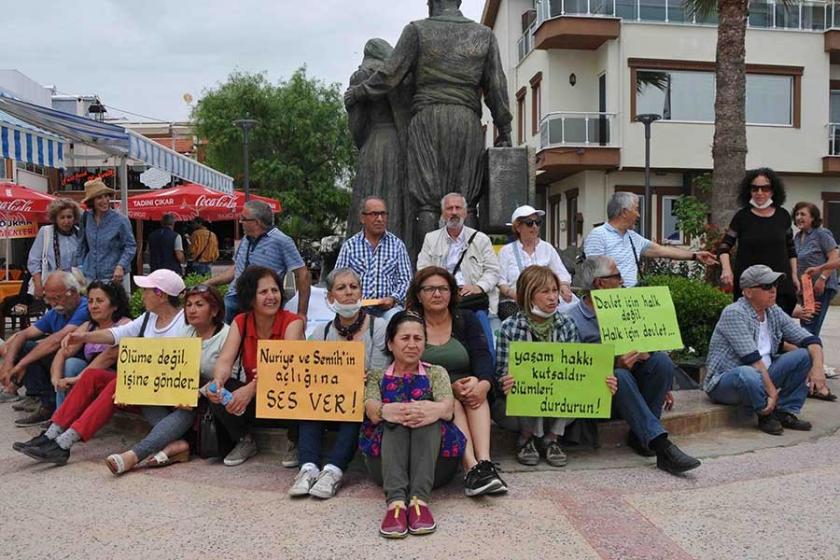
496;204;575;320
584;191;717;287
704;264;823;435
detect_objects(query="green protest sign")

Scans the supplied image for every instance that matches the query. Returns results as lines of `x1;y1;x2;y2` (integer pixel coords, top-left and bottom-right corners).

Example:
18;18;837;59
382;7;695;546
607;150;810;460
505;342;614;419
590;286;683;355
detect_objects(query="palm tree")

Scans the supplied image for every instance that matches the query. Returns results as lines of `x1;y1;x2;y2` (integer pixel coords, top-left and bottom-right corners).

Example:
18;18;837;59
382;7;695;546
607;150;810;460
684;0;749;232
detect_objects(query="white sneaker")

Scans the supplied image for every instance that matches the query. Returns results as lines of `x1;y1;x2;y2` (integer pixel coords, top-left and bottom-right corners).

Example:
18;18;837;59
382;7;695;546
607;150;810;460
223;435;258;466
288;467;318;497
309;468;342;499
281;440;299;468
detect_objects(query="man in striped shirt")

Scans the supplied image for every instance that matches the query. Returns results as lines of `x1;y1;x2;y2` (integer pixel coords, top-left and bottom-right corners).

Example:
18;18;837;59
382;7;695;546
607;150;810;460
335;196;412;321
583;192;718;287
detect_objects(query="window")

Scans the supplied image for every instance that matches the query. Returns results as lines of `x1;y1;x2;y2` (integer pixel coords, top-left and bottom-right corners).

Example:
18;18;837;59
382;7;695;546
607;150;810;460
661;196;683;245
531;72;542;137
516;88;527;144
634;66;795;125
566;190;582;247
550;195;562;247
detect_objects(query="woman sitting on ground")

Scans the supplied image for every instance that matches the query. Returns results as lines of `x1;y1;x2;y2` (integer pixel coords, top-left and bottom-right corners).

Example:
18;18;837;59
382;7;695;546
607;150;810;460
406;266;506;497
495;265;617;467
209;266;305;467
289;267;388;499
361;311;465;539
50;280;131;409
104;284;230;474
14;269;187;466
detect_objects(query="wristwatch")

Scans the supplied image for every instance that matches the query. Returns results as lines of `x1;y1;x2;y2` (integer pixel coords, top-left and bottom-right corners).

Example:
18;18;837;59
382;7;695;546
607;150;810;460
691;252;698;261
819;274;828;282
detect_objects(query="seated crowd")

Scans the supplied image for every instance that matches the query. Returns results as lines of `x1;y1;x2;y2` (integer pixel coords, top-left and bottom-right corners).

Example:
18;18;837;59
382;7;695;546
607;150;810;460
0;187;832;539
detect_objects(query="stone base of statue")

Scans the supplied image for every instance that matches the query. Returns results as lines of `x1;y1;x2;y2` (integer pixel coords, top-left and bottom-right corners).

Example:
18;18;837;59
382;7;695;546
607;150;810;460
479;147;535;235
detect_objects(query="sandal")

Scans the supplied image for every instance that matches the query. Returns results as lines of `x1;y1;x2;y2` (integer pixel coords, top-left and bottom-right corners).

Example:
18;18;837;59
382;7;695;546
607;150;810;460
105;453;127;476
144;449;190;468
808;387;838;402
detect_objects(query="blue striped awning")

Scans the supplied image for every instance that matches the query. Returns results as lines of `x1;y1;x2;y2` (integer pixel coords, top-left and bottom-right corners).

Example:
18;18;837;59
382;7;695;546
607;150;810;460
0;110;65;169
0;95;233;194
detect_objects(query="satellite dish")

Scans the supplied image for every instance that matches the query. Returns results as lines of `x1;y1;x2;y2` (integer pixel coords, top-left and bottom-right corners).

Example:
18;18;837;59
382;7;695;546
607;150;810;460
183;93;193;104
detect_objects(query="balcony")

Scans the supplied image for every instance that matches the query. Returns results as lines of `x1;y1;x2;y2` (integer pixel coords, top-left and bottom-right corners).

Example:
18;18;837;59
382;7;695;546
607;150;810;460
536;112;620;181
824;123;840;173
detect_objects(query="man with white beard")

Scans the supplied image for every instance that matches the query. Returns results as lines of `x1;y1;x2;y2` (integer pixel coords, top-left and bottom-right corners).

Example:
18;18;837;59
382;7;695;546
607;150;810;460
417;192;500;357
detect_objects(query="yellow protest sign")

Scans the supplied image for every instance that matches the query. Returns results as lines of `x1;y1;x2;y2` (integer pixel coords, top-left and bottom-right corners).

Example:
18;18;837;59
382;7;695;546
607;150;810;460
591;286;683;355
114;338;201;407
256;340;365;422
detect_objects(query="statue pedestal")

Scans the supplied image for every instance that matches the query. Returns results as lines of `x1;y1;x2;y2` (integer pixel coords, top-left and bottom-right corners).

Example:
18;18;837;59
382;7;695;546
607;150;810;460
479;147;535;235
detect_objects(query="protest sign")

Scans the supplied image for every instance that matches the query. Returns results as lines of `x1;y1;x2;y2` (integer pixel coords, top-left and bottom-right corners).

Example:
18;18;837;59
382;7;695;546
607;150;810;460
114;338;201;407
505;342;614;419
256;340;365;421
590;286;683;355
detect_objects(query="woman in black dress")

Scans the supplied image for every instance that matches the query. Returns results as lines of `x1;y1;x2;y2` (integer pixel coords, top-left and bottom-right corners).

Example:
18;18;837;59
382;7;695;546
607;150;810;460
718;168;799;315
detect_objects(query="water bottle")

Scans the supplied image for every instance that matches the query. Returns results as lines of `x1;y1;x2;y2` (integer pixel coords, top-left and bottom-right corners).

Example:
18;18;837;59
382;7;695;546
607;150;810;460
209;383;244;416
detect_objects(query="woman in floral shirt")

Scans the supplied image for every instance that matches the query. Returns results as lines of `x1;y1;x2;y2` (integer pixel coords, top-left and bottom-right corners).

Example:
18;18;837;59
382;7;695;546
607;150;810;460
361;311;464;539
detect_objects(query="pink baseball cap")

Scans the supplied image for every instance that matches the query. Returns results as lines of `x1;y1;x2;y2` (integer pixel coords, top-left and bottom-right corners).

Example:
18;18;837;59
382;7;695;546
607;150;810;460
134;269;186;296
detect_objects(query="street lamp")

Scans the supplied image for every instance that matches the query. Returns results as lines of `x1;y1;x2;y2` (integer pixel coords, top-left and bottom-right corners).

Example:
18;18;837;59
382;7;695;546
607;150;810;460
233;117;259;201
635;113;661;239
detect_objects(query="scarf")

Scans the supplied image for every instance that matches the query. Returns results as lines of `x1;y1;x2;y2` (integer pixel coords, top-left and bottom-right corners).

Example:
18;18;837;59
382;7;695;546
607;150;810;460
333;310;367;340
526;313;556;342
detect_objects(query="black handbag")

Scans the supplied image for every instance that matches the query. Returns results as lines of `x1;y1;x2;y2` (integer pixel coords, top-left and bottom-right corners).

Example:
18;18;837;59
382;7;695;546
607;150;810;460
197;407;220;459
453;231;490;312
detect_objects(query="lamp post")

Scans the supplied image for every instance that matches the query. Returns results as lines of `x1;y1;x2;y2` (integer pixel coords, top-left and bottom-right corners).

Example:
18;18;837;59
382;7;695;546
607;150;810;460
635;113;660;239
233;117;259;201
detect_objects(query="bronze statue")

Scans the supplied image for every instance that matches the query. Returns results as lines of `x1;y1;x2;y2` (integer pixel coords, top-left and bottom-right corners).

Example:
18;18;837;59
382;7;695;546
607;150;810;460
345;0;512;256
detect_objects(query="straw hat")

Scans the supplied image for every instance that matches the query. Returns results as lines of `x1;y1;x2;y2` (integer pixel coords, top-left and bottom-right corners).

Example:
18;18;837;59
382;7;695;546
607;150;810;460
82;178;115;204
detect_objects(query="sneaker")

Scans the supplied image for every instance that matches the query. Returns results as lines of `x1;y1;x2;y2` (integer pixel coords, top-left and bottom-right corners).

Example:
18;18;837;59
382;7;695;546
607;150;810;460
15;406;53;427
309;468;342;499
12;430;50;452
757;413;784;435
21;440;69;465
407;498;436;535
223;435;258;466
288;467;318;497
464;460;506;497
627;432;656;457
0;390;20;404
379;504;408;539
775;411;812;431
516;437;540;466
281;440;299;468
544;440;567;467
656;443;701;475
12;396;38;412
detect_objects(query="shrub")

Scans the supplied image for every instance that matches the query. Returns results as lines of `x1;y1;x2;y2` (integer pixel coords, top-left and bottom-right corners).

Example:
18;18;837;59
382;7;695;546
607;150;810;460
643;274;731;359
128;273;226;318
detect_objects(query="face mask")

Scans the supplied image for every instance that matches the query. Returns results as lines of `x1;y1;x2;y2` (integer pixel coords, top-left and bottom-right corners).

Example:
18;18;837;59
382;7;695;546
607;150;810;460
328;299;362;318
530;305;555;319
750;197;773;209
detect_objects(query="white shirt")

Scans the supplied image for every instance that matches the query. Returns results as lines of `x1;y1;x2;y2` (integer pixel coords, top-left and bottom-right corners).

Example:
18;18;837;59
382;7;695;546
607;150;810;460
444;228;467;286
184;323;232;381
498;240;572;297
757;317;773;368
109;309;189;344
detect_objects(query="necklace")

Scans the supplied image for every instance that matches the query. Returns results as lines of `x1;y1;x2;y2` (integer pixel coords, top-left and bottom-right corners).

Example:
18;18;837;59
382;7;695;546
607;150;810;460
334;310;367;340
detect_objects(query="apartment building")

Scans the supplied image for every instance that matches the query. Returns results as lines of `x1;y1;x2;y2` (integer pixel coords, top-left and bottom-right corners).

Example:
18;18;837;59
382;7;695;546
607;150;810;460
482;0;840;248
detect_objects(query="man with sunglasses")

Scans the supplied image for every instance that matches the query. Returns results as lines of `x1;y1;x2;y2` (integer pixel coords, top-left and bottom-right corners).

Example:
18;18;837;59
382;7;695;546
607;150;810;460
566;256;700;475
705;265;823;435
335;196;412;321
584;192;718;288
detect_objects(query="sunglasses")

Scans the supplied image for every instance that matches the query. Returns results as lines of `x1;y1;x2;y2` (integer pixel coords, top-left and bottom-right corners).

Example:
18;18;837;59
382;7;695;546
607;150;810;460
186;284;212;295
521;219;542;227
757;282;778;291
750;184;772;193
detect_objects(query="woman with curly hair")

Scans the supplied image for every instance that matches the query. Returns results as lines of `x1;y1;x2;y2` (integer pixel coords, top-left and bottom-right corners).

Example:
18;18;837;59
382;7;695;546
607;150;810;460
718;168;799;315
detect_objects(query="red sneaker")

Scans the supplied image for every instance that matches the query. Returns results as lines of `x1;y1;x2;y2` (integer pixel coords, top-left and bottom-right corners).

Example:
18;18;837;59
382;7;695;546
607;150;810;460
408;497;436;535
379;503;408;539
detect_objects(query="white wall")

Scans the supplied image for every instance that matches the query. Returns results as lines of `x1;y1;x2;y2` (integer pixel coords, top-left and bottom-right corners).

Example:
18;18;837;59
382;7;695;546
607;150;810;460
0;70;52;107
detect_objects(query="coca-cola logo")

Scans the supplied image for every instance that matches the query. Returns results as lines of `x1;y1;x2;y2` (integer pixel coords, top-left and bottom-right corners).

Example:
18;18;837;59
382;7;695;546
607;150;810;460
0;200;34;212
196;194;236;208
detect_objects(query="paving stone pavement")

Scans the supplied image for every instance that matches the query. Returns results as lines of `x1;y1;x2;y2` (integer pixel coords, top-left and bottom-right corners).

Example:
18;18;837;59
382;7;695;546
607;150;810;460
1;310;839;560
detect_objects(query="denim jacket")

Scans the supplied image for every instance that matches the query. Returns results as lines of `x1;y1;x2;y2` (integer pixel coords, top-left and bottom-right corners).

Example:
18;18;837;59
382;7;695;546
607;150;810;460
76;209;136;281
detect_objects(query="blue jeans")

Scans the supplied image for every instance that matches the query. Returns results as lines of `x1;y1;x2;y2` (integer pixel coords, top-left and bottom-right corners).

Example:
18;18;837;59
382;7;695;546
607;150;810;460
224;291;241;325
20;340;57;411
298;420;361;472
131;406;196;462
188;263;212;276
707;348;811;415
474;310;497;365
612;351;673;445
55;357;88;410
801;288;836;337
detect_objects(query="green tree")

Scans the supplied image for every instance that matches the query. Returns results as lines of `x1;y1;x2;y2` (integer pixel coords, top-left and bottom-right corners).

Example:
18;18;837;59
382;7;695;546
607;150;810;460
192;69;355;241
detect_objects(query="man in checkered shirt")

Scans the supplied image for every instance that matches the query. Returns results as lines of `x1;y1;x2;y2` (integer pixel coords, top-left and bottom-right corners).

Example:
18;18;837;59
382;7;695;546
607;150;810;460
335;196;412;321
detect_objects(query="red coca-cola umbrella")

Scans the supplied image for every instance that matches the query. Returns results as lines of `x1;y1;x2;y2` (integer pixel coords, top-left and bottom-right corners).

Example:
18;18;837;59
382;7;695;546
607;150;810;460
126;183;281;222
199;190;282;221
0;182;57;225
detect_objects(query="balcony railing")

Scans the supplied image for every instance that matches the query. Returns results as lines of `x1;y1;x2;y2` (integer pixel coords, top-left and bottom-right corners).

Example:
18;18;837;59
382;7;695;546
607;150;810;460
829;123;840;155
518;20;537;61
539;112;618;149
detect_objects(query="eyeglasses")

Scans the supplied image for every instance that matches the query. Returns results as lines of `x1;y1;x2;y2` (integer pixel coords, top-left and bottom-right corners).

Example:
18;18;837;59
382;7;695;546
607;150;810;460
420;285;451;295
521;219;542;227
239;217;258;223
597;273;622;281
362;211;388;218
757;283;778;291
750;184;772;193
186;284;212;295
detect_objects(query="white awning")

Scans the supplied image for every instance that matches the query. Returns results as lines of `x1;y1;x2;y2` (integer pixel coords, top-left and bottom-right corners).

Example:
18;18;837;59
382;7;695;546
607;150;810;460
0;110;65;169
0;95;233;193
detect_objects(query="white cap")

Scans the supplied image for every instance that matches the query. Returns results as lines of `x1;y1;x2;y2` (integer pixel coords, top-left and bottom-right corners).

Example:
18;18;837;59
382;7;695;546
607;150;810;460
510;205;545;225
